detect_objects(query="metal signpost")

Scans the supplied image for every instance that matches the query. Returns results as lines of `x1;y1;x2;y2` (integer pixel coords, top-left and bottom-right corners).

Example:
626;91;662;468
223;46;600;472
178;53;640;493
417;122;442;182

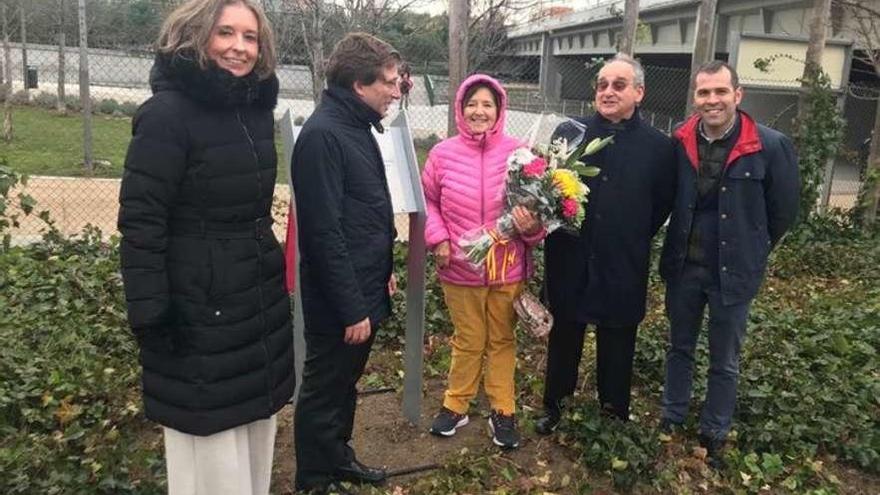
281;109;428;425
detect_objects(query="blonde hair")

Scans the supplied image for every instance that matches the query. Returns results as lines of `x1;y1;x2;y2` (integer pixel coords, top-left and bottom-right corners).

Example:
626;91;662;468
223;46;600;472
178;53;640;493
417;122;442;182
156;0;277;79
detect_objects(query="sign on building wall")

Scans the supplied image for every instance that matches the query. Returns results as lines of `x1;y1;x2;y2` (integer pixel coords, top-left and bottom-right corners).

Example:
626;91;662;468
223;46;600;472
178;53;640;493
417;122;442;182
730;33;853;90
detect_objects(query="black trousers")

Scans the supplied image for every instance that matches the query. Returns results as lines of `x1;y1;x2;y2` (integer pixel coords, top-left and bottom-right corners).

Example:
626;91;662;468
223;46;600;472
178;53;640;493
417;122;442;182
294;329;377;490
542;318;638;420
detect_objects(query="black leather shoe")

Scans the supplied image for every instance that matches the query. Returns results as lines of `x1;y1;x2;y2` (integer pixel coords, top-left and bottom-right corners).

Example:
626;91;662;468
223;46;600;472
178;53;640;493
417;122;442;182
335;459;387;484
698;433;727;470
659;418;682;435
534;409;561;435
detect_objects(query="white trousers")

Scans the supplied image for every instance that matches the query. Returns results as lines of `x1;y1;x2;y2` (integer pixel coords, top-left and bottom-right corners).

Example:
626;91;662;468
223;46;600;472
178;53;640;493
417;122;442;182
163;415;277;495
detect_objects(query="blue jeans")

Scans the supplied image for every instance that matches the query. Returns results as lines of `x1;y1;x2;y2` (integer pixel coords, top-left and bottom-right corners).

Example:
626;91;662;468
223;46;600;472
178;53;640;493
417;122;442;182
662;264;751;440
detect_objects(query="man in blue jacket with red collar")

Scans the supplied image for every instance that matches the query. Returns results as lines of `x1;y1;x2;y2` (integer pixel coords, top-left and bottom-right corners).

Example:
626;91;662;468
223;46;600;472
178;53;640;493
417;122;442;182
659;61;799;468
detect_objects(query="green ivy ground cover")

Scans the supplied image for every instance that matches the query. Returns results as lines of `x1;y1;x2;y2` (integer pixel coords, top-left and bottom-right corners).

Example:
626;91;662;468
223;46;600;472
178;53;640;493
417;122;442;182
0;214;877;493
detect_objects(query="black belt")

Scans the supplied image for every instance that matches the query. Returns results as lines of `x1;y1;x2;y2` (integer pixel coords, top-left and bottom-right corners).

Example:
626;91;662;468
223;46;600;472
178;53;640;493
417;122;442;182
169;216;274;240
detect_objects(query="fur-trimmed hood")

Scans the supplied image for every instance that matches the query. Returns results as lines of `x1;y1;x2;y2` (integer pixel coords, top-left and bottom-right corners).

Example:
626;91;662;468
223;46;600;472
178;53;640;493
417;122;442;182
149;51;278;110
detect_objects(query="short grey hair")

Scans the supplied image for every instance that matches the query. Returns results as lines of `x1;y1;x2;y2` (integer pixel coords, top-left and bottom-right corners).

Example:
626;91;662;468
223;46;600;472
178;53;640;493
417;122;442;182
606;53;645;87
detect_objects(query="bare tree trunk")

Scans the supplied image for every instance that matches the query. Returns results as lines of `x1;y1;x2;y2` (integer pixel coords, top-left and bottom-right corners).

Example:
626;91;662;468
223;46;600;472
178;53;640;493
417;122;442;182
2;3;12;142
862;98;880;226
57;0;66;113
800;0;833;211
687;0;717;110
19;0;27;98
300;0;324;104
448;0;468;137
78;0;92;172
619;0;639;56
799;0;832;124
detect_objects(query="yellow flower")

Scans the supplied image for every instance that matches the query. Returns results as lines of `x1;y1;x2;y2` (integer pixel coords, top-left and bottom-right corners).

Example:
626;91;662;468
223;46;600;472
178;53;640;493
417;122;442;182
552;169;581;198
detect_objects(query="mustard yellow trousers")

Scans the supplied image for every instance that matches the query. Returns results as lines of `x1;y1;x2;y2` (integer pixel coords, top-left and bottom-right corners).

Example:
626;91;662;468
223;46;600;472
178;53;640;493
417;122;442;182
441;282;523;416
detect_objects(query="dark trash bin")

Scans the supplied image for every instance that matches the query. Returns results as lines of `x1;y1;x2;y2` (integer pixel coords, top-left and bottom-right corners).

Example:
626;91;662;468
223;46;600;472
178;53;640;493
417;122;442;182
26;65;37;89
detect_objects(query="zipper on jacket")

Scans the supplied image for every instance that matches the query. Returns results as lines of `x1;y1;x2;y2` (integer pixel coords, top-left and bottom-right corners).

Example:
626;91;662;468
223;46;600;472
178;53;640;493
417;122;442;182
237;109;275;412
236;110;264;204
480;141;487;285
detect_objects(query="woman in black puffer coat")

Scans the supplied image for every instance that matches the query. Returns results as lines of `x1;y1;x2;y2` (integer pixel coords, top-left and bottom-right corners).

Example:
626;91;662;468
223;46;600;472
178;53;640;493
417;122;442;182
117;0;293;492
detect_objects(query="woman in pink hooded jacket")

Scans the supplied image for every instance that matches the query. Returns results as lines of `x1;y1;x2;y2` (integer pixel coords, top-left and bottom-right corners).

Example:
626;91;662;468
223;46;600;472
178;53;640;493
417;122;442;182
422;74;544;449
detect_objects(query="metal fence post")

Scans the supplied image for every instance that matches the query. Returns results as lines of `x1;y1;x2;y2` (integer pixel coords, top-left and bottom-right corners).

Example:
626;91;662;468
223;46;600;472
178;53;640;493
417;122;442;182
78;0;92;172
19;0;27;97
57;0;66;113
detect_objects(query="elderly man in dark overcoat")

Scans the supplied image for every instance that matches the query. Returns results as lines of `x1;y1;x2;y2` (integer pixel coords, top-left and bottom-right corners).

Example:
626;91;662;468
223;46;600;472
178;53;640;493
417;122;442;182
535;53;677;434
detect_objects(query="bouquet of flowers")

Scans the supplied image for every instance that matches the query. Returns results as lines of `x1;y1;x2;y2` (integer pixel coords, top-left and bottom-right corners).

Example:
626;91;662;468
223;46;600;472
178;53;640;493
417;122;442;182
459;120;613;269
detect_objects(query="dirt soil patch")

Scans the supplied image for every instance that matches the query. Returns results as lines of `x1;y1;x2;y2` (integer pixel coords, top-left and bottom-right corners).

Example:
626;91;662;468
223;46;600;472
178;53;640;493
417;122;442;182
268;344;597;495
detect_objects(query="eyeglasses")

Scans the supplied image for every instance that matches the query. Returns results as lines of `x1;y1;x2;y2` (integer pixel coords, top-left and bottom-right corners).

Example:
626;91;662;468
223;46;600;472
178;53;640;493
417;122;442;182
596;79;632;92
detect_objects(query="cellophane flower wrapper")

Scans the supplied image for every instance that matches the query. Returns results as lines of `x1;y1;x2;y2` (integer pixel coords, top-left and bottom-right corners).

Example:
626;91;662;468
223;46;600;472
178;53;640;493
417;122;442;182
459;118;612;269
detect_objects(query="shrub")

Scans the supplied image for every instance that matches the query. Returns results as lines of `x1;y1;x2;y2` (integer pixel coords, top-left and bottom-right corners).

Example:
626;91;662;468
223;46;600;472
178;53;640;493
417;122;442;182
64;95;81;111
0;231;166;494
9;89;30;105
98;98;120;115
0;180;164;493
32;91;58;109
64;95;99;113
413;134;441;155
119;101;139;117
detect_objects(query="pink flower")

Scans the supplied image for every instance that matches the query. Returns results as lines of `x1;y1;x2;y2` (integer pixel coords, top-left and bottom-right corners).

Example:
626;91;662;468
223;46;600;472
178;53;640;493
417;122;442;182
522;157;547;178
561;198;579;218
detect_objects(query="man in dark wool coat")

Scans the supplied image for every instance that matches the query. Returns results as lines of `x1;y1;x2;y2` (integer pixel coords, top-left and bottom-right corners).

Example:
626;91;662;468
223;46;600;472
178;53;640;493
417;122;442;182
534;53;677;434
291;32;401;494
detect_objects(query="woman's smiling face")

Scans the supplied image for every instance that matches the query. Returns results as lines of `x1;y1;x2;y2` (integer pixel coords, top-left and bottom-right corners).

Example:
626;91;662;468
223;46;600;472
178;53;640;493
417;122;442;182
206;3;259;77
463;87;498;136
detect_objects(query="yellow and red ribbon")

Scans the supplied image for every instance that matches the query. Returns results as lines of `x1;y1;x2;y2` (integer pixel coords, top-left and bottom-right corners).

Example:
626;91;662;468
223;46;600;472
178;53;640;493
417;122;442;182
485;228;517;283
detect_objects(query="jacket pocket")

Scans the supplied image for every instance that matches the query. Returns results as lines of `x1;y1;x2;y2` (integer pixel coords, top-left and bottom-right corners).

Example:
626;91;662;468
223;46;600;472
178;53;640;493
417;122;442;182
726;161;765;181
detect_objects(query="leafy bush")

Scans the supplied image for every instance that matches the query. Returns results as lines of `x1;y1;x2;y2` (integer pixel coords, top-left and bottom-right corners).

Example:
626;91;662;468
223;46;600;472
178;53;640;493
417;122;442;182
0;164;38;249
64;95;82;112
9;89;30;105
119;101;139;117
63;96;99;113
0;230;166;494
1;175;164;494
413;133;441;152
98;98;120;115
381;241;452;342
32;91;59;109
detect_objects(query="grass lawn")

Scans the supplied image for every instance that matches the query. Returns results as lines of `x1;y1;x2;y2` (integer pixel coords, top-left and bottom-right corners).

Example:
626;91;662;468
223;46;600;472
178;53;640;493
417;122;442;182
0;105;132;177
0;105;432;183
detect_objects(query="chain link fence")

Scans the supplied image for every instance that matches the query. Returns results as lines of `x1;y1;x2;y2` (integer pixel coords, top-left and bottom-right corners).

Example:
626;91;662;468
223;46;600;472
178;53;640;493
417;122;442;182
1;0;875;242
